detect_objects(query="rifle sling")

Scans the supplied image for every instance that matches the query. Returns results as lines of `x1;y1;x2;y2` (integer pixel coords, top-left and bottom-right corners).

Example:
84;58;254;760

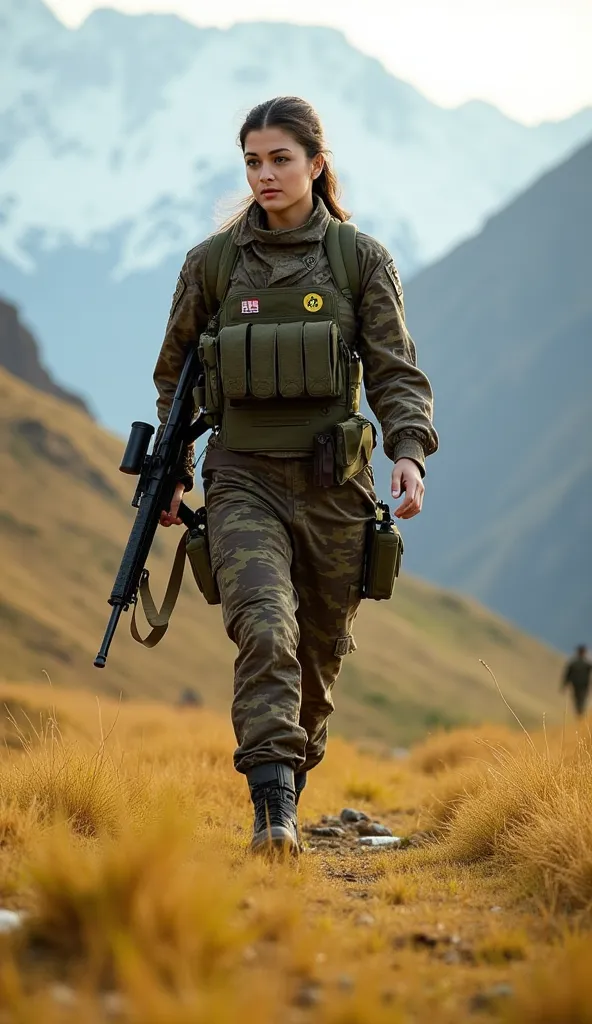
130;529;188;648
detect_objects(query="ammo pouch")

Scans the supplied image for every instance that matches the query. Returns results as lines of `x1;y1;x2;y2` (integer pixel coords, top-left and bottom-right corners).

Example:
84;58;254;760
363;500;403;601
219;320;343;400
185;507;220;606
199;320;355;452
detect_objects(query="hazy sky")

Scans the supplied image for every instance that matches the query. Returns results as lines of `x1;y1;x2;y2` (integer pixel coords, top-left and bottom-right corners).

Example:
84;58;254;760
45;0;592;125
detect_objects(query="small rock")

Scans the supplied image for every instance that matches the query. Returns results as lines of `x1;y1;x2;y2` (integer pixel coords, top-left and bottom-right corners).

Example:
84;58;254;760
320;815;343;827
242;945;258;963
51;985;77;1008
340;808;370;824
102;992;129;1018
411;931;439;948
0;909;24;934
356;821;393;837
358;836;402;848
354;913;375;927
490;905;503;913
305;826;346;838
442;949;462;965
293;982;323;1008
238;896;255;910
337;974;354;991
470;984;514;1012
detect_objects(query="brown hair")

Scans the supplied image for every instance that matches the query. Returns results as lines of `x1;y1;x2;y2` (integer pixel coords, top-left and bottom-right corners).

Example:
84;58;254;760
232;96;348;224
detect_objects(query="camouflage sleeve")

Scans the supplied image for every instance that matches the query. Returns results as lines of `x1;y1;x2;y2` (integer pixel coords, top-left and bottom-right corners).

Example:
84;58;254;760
356;234;438;473
153;240;211;492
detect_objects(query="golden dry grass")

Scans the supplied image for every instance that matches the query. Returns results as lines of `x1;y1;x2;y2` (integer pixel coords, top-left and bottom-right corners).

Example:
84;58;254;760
0;683;588;1022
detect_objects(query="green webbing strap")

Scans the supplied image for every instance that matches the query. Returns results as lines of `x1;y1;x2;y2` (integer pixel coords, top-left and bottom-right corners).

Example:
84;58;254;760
338;221;361;312
324;220;361;312
324;219;349;297
203;227;240;314
130;530;189;648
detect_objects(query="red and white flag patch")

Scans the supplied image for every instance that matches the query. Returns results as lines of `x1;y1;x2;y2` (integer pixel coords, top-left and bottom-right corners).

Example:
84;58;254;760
241;299;259;314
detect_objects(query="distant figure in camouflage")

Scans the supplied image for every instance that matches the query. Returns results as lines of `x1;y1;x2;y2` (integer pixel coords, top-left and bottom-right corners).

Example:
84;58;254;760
155;96;438;856
561;645;592;717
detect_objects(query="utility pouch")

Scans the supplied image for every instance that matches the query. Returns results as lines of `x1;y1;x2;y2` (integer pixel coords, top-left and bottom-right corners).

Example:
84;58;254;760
185;507;221;606
313;432;336;487
333;415;376;485
363;500;403;601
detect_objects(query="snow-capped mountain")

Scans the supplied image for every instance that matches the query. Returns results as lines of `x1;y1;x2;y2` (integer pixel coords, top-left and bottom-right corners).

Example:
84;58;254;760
1;0;592;428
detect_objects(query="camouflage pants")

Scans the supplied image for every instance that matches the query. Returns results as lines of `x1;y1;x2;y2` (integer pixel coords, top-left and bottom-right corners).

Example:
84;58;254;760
204;455;376;774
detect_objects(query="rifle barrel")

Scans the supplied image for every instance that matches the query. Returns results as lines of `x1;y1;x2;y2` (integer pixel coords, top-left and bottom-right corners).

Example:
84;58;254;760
94;604;124;668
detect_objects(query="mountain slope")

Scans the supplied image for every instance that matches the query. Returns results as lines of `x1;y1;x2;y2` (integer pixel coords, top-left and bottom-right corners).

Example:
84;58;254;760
391;139;592;650
0;365;563;743
0;297;91;413
1;0;591;429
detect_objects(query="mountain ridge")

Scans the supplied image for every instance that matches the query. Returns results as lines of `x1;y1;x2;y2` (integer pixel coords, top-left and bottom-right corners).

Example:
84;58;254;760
0;296;91;413
389;138;592;650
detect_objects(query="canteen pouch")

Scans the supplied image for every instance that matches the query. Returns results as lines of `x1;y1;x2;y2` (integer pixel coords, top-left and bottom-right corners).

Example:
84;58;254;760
333;415;376;485
363;500;403;600
185;507;221;606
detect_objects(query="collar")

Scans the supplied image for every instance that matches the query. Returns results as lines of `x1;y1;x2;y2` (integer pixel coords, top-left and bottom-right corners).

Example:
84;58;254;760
233;196;332;247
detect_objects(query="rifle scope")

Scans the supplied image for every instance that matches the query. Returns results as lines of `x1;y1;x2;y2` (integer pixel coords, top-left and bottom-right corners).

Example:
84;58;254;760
119;421;155;475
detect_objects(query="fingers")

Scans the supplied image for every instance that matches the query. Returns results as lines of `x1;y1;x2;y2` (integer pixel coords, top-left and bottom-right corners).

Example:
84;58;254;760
159;482;186;528
159;511;182;528
391;467;403;499
393;477;425;520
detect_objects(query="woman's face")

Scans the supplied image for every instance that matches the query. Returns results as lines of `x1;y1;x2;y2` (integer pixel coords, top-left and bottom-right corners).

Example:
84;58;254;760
244;127;324;218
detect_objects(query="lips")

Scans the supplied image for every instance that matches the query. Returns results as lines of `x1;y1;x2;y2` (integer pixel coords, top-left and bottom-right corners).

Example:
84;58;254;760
261;189;281;198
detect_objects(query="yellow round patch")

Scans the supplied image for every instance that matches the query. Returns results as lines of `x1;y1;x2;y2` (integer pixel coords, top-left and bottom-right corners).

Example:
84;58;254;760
303;292;323;312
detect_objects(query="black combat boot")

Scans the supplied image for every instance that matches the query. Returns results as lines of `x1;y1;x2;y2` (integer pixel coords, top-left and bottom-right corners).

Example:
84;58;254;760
295;771;307;805
247;763;299;857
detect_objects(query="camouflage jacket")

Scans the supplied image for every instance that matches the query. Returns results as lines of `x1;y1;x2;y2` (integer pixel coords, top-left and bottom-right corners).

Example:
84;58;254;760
153;198;438;490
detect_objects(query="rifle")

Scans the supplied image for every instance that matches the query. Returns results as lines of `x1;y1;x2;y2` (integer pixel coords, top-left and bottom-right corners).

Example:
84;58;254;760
94;348;210;668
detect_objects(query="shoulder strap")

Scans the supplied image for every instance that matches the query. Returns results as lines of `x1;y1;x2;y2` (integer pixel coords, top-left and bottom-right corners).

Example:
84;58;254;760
324;219;361;312
130;530;188;648
203;227;239;315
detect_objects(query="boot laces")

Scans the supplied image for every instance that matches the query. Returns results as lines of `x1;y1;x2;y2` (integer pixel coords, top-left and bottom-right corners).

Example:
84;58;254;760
253;784;296;833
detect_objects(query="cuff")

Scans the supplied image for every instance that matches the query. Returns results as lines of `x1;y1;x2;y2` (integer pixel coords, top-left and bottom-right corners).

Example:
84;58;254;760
390;438;426;476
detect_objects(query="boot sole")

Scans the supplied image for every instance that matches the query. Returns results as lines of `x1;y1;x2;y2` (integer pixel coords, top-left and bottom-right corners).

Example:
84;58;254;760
251;826;299;858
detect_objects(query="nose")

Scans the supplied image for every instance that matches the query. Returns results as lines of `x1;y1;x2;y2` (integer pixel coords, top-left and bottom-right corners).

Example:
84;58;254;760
259;163;275;183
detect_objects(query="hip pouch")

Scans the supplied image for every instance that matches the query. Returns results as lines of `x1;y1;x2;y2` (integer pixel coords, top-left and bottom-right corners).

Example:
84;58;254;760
362;500;403;600
333;414;376;485
313;414;376;487
185;507;221;606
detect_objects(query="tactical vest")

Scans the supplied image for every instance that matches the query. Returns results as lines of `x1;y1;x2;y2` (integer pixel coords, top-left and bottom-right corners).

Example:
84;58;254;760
197;219;365;454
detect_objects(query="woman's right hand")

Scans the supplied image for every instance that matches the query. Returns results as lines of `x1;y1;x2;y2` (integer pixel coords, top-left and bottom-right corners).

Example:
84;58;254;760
160;482;186;527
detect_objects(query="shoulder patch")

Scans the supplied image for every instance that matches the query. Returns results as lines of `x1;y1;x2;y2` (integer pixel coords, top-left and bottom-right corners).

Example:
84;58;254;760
385;261;403;300
169;272;187;318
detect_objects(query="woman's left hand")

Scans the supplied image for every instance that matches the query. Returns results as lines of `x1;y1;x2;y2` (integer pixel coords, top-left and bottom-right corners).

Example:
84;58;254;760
391;458;425;519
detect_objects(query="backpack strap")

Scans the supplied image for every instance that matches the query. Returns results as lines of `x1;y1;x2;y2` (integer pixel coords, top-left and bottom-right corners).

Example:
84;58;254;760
324;219;361;313
203;227;240;315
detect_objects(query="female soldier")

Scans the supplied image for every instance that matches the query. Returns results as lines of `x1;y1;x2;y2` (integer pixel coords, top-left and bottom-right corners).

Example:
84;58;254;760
155;96;438;856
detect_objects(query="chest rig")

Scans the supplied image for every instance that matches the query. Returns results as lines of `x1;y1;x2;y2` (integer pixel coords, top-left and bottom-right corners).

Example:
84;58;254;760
197;219;363;454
